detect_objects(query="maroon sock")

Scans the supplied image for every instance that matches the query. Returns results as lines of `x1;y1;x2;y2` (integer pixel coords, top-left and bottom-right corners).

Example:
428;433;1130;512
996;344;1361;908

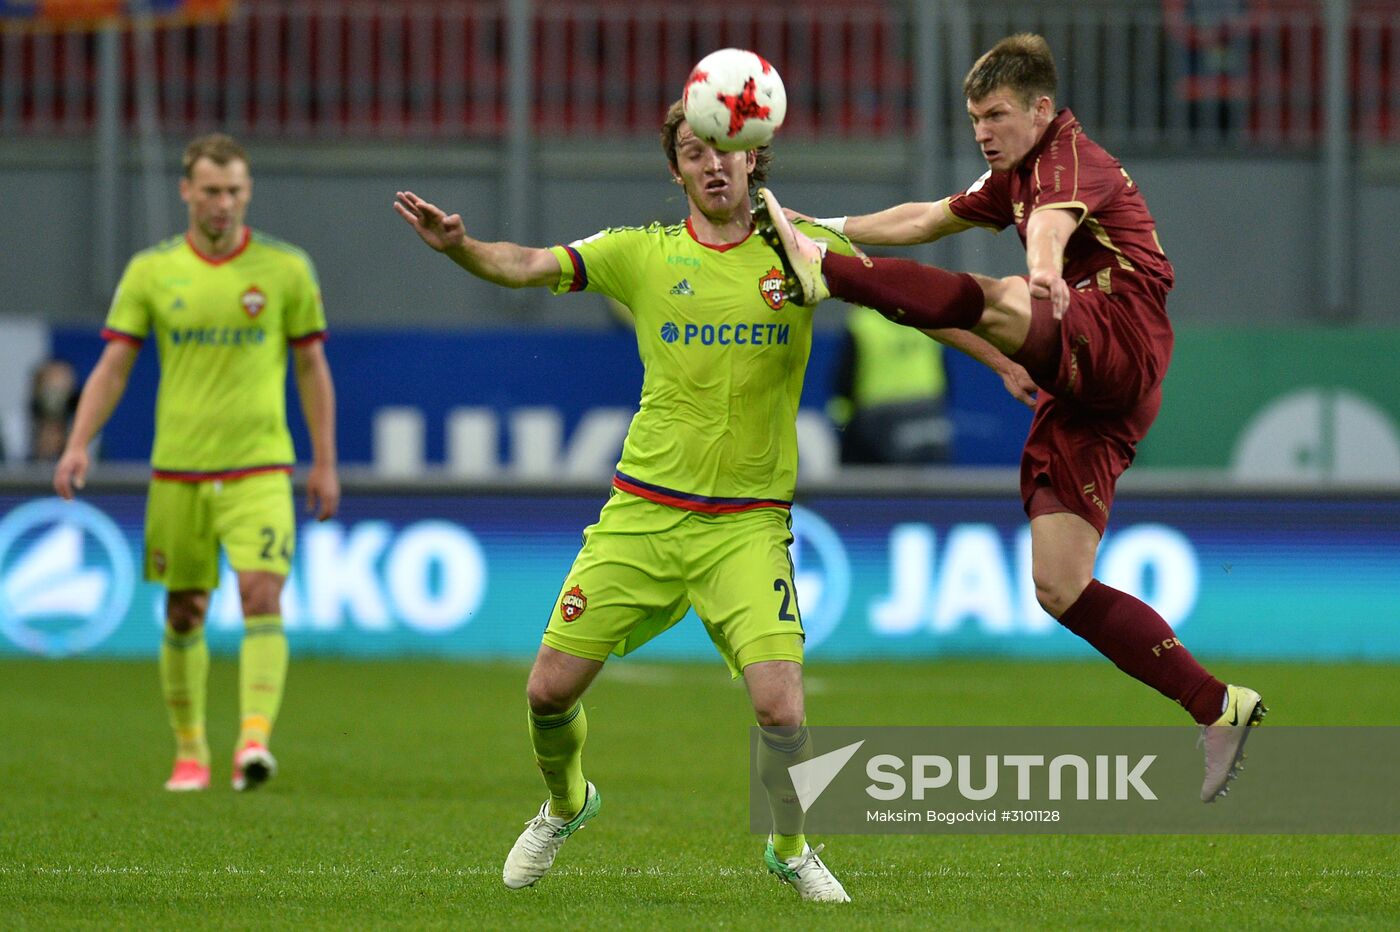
1058;580;1227;725
823;253;984;330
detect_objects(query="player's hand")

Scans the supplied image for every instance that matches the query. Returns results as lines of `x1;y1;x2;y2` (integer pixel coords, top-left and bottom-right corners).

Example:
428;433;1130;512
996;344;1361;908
782;206;815;224
305;462;340;521
999;362;1039;408
1028;270;1072;319
394;191;466;253
53;446;89;500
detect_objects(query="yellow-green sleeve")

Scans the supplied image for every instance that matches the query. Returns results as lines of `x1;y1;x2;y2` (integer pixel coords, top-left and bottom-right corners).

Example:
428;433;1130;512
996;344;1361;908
285;253;328;341
547;229;641;305
102;258;152;342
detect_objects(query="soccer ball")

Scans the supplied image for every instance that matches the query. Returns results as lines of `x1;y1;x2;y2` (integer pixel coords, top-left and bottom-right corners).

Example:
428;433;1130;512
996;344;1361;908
682;48;787;152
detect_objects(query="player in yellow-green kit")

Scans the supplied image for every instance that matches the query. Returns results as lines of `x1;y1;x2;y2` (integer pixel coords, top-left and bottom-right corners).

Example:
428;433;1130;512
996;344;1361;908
396;101;1027;902
54;134;340;793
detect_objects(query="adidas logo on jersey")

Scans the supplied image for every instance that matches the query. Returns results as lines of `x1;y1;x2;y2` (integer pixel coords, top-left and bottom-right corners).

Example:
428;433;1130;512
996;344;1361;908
669;279;695;296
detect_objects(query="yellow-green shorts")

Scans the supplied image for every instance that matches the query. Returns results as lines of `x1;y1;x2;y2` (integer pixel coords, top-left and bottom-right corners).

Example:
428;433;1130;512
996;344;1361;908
144;471;295;591
543;490;805;677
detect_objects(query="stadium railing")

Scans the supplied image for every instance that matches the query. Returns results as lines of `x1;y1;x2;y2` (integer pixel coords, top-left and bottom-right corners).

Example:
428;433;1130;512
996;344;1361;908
1;0;1396;149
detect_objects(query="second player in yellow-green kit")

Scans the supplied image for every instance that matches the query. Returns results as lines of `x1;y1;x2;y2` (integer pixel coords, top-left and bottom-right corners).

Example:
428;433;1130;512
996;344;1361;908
55;134;340;795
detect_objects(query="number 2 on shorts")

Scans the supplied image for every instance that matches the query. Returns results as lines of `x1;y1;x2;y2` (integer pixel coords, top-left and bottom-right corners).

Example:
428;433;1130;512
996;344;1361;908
772;577;798;622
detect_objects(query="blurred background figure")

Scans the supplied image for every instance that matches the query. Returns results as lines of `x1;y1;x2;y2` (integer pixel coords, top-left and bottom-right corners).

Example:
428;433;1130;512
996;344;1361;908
28;358;78;463
827;304;952;466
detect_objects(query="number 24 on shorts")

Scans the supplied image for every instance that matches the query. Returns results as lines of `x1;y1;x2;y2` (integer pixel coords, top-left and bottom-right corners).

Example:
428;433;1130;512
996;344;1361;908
259;526;293;563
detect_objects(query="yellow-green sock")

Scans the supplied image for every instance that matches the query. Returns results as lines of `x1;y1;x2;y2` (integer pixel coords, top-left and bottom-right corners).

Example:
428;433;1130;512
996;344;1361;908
758;724;813;860
529;703;588;819
238;614;288;748
160;623;209;767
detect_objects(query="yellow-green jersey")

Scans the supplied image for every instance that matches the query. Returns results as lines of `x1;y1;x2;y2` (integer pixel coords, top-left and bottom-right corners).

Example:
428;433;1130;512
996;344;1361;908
549;217;858;512
102;228;327;480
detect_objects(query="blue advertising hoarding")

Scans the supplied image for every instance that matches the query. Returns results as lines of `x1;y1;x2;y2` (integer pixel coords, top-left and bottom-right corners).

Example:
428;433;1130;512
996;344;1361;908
49;327;1033;469
2;488;1397;662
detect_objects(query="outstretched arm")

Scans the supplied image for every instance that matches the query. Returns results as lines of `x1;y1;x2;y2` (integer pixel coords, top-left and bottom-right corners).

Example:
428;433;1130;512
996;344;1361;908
394;190;560;289
292;339;340;521
53;340;140;498
922;327;1038;408
842;198;972;246
793;197;968;248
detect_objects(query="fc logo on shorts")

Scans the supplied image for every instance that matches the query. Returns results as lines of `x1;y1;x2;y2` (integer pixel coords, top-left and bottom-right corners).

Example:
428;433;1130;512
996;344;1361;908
559;585;588;623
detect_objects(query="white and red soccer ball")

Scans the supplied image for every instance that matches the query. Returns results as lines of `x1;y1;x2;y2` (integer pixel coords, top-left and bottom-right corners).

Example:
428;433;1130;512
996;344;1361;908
682;48;787;151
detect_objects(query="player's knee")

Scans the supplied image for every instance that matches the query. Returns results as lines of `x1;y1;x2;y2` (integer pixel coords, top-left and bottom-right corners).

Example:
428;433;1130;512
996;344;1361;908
1033;572;1090;620
165;592;208;632
978;275;1027;315
238;574;284;616
752;695;804;729
525;676;579;716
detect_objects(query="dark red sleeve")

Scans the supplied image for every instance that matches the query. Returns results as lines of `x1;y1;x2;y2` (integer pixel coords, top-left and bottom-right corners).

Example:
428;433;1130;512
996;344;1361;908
945;170;1015;230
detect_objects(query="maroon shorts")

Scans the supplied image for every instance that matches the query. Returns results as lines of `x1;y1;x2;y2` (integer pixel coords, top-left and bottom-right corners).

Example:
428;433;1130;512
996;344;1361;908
1018;284;1173;535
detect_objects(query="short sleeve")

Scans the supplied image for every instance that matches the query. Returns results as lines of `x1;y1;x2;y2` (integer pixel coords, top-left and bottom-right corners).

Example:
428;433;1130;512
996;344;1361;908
547;228;642;305
946;170;1015;231
285;253;329;345
101;258;151;345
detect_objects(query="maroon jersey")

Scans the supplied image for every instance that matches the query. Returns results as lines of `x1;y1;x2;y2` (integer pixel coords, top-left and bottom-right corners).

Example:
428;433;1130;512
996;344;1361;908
947;109;1174;299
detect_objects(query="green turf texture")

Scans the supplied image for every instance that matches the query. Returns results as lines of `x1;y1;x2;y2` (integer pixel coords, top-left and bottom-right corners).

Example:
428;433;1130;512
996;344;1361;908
2;658;1396;929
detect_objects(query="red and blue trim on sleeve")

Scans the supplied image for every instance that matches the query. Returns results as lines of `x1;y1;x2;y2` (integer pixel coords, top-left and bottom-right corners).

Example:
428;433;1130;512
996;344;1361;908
612;470;792;513
562;245;588;292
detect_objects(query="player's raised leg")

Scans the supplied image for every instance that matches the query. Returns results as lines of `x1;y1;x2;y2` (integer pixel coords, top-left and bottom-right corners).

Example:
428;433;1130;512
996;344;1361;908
502;644;604;889
757;186;1030;341
744;656;849;904
161;590;212;791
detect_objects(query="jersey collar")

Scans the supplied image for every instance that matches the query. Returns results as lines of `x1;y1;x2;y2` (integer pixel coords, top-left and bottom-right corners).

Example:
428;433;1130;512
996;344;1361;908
685;217;753;253
185;226;252;266
1020;108;1078;171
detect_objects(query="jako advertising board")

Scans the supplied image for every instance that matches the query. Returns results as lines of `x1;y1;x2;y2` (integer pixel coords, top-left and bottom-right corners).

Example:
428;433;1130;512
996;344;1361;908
1;490;1397;661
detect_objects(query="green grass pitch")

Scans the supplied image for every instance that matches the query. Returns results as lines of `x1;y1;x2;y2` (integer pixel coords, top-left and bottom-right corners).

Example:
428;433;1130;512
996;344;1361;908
2;658;1397;929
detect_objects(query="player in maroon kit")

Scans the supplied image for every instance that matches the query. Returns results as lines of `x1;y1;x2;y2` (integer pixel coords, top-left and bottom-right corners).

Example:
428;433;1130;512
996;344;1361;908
756;33;1264;803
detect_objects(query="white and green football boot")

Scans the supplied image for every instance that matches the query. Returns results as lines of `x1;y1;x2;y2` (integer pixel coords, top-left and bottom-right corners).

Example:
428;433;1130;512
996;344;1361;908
764;836;850;903
502;782;601;889
1200;684;1267;802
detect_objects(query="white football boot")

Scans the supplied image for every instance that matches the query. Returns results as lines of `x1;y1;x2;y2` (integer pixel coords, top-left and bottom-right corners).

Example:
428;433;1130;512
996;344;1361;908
765;837;851;903
502;782;601;889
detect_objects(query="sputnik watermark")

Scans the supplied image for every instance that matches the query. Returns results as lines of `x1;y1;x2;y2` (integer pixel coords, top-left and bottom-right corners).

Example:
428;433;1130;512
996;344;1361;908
750;726;1400;835
864;752;1157;801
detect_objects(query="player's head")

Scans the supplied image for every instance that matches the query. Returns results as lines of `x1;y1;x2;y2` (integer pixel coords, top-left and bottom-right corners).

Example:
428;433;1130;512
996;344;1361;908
661;99;772;222
962;33;1058;172
179;133;252;246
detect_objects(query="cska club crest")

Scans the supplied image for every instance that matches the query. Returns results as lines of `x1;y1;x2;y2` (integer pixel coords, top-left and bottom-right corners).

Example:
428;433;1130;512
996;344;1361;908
759;267;787;310
240;285;267;318
559;585;588;623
